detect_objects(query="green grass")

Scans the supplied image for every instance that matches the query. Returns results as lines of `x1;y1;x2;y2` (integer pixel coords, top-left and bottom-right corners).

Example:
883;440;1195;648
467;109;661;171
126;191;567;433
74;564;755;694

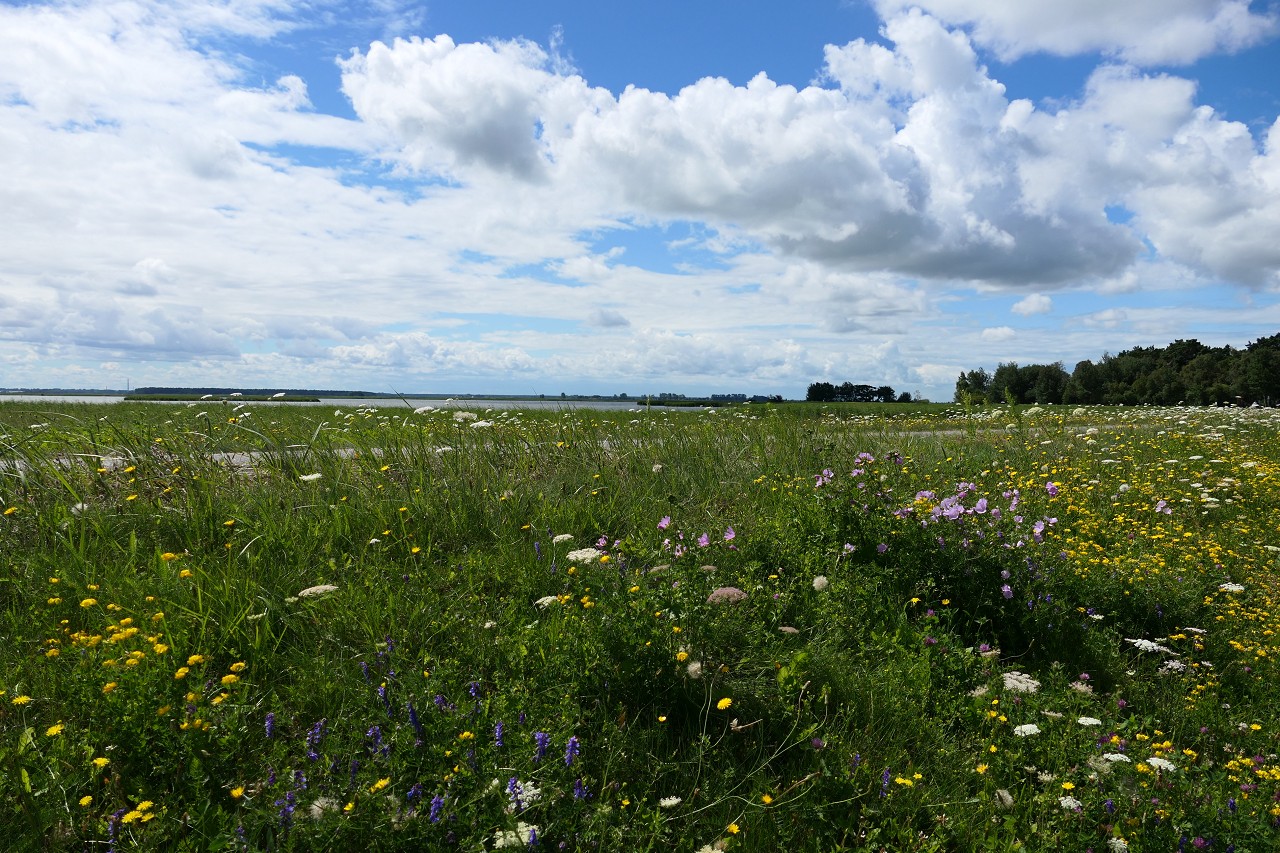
1;400;1279;851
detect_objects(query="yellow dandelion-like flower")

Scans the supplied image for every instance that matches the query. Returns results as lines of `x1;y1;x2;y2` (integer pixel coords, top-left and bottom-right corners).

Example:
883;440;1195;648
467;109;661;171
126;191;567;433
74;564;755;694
79;795;93;807
676;651;689;662
976;763;989;774
1061;781;1076;791
121;810;142;824
223;519;235;527
344;801;355;813
3;506;17;516
92;757;110;769
717;697;733;711
11;695;31;705
45;722;64;737
369;777;391;794
761;793;774;804
727;823;741;834
231;786;245;799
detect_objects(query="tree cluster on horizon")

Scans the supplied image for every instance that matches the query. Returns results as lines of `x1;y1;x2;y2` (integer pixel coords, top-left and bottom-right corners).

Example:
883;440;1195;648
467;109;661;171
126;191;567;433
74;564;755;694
954;334;1280;407
806;382;910;403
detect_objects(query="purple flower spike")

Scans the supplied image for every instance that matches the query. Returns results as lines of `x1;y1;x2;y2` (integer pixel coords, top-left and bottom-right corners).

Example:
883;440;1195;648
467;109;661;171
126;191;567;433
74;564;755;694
564;735;580;767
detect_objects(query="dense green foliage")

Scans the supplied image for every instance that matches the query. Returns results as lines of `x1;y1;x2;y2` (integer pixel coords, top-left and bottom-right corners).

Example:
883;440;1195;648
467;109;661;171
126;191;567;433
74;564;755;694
955;334;1280;406
1;400;1279;851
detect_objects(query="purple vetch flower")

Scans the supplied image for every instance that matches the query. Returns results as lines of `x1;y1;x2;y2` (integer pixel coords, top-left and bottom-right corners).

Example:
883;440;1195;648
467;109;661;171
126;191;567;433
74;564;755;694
507;777;525;811
408;701;423;736
880;768;891;797
564;735;580;767
573;777;591;800
406;782;423;802
495;721;505;747
429;793;445;822
468;681;481;699
534;541;542;559
359;660;371;682
306;718;326;761
265;711;275;739
533;731;550;762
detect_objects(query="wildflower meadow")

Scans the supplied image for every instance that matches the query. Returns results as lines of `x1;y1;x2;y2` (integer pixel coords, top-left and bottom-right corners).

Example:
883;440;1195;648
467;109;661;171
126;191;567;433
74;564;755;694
2;400;1278;851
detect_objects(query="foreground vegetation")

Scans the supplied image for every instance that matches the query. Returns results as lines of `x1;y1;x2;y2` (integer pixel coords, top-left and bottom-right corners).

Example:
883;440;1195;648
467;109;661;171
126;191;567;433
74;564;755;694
1;400;1278;851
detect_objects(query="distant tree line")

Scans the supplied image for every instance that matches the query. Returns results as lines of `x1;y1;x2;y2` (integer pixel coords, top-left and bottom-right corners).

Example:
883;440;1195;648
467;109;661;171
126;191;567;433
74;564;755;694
807;382;910;403
954;334;1280;406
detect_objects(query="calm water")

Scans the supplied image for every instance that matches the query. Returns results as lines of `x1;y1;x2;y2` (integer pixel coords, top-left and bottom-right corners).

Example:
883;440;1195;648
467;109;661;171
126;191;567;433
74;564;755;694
0;395;657;412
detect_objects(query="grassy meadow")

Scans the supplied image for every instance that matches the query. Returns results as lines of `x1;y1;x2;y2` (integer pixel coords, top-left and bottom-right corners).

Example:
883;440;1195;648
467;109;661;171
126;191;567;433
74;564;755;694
1;399;1278;851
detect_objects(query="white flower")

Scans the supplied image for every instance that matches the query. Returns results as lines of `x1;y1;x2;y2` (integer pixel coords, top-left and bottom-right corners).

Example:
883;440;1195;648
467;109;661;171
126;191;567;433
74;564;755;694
470;420;493;428
652;463;664;473
1126;638;1177;655
1077;716;1103;726
413;406;435;414
565;547;604;564
812;575;830;592
1219;582;1245;592
453;411;478;422
552;534;574;544
298;473;322;482
1146;756;1177;772
1103;753;1131;763
534;596;559;609
1002;671;1041;694
1059;795;1083;810
994;789;1015;809
659;796;682;808
1107;838;1129;852
297;584;338;599
1013;723;1041;737
1159;660;1188;674
493;822;539;848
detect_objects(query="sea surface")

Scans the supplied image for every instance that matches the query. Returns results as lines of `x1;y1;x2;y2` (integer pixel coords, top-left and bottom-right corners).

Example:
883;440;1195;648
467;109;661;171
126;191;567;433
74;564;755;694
0;395;656;411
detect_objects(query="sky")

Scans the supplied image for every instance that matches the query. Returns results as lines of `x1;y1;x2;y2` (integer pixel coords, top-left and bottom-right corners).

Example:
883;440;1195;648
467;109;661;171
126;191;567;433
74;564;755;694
2;1;1279;401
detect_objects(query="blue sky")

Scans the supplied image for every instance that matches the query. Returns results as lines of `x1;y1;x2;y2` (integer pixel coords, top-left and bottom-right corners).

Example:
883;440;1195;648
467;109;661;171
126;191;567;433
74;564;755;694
1;1;1278;400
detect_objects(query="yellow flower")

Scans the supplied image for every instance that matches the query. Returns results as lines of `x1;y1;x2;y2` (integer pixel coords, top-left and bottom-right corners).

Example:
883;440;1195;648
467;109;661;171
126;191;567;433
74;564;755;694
187;654;205;666
894;776;914;787
174;667;189;680
47;598;61;605
179;569;193;578
79;796;93;807
92;757;110;769
717;697;733;711
761;793;774;804
80;598;97;608
458;731;474;741
160;553;179;561
153;643;169;655
344;801;355;813
230;786;245;799
11;695;31;705
976;764;989;774
102;682;117;694
727;823;741;834
220;674;239;686
676;651;689;662
45;722;64;737
229;661;247;672
1061;781;1076;791
45;648;59;658
369;777;391;794
3;506;16;515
